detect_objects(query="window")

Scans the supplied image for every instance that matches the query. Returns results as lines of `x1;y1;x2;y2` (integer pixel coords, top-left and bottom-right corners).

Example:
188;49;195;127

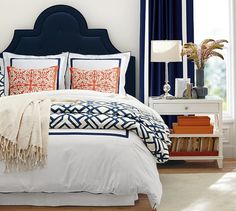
194;0;232;119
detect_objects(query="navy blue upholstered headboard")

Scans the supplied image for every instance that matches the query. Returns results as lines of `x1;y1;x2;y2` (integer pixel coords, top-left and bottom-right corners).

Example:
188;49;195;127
0;5;136;96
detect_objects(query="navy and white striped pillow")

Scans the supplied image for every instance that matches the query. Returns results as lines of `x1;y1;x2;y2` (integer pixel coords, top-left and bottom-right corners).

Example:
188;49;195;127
0;58;4;97
0;73;4;97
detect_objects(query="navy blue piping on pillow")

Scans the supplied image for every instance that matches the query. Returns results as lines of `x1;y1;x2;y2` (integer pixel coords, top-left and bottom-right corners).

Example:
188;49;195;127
10;57;61;90
70;58;122;93
49;130;129;138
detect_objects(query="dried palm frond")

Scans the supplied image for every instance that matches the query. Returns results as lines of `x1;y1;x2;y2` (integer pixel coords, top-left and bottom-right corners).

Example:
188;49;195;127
181;39;228;70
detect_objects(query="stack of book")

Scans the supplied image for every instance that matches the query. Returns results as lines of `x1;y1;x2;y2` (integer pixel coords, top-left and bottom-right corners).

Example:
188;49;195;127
172;116;214;134
169;137;218;156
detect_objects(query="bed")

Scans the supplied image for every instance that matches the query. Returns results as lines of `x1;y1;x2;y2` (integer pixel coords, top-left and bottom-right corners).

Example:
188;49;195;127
0;5;170;210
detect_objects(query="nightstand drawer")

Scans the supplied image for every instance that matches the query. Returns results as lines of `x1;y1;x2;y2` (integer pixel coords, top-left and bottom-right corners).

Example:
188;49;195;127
153;103;219;114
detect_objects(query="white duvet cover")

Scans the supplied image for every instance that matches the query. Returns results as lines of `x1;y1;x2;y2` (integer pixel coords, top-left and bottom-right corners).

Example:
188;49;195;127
0;90;165;208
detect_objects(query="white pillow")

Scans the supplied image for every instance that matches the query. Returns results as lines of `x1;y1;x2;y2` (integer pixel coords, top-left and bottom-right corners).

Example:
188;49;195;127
67;52;131;95
0;58;5;97
0;58;3;74
3;52;69;95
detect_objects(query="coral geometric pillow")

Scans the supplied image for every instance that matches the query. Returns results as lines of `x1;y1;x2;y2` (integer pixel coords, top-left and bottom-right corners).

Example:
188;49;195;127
7;66;58;95
70;67;120;94
3;52;68;96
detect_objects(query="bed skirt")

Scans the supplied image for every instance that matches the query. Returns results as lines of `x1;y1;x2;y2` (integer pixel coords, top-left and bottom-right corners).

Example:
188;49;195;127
0;192;138;206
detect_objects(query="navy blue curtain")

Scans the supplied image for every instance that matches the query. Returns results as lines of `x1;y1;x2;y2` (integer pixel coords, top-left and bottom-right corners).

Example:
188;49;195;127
149;0;183;97
186;0;195;73
139;0;194;127
139;0;146;102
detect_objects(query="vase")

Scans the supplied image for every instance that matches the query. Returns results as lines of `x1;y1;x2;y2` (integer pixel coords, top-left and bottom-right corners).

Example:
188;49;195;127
195;69;208;99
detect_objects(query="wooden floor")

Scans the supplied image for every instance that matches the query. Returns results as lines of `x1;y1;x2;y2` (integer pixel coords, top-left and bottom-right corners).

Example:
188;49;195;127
0;159;235;211
158;158;236;174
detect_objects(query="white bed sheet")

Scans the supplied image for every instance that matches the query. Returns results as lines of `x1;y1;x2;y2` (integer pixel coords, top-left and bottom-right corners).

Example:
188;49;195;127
0;128;162;207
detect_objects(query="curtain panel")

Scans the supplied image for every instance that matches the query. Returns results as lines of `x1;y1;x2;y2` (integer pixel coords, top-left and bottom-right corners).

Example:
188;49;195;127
139;0;194;127
139;0;194;100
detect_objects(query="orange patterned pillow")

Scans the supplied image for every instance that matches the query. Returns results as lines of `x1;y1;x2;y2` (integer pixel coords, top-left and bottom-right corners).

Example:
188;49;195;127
70;67;120;93
7;66;58;95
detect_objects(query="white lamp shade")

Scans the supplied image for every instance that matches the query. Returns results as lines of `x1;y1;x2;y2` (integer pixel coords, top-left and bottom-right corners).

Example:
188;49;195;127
151;40;182;62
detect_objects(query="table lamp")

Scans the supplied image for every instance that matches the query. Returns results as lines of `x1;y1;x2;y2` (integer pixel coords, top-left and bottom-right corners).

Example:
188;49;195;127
151;40;182;98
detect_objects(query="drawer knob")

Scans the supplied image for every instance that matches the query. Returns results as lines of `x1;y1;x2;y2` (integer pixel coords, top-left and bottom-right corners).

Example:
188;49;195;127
185;106;189;110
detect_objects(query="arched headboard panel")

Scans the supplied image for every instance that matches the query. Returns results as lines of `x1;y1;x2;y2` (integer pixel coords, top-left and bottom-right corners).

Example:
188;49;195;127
0;5;136;96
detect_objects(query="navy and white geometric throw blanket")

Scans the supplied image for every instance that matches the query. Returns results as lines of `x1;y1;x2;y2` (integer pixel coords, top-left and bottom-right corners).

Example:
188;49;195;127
50;100;171;163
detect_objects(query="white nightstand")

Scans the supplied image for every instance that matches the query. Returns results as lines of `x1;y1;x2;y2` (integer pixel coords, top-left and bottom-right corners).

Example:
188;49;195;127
149;96;223;168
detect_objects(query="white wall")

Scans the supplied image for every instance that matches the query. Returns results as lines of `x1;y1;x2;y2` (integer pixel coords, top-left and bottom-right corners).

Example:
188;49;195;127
0;0;140;94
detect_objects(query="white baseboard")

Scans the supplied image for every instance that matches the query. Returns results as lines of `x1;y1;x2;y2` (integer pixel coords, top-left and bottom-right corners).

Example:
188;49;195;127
223;145;236;158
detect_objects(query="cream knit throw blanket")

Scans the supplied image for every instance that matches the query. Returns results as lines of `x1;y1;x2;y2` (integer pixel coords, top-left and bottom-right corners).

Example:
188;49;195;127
0;93;51;172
